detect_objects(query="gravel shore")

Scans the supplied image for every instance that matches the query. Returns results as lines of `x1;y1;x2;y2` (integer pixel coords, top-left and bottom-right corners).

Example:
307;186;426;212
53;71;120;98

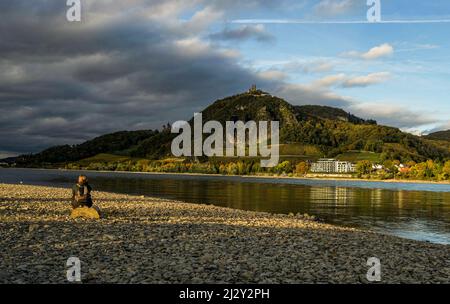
0;183;448;284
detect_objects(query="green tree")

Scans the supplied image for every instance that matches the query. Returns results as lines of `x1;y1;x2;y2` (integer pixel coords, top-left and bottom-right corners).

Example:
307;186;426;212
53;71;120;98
273;161;292;174
356;160;373;175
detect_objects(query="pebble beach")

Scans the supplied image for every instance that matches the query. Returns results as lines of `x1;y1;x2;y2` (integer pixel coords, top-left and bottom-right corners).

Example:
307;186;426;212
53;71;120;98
0;183;448;284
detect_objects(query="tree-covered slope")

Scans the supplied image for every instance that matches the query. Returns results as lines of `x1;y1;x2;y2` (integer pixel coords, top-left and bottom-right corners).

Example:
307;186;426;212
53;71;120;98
16;130;156;166
425;130;450;142
194;91;449;162
16;90;450;165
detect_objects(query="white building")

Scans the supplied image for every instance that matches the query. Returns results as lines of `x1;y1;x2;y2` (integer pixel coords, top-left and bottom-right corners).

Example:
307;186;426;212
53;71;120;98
372;164;384;171
311;159;356;173
311;159;335;173
336;161;356;173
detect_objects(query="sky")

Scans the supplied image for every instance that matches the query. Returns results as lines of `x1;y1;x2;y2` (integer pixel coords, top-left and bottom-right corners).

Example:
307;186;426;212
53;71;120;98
1;0;450;158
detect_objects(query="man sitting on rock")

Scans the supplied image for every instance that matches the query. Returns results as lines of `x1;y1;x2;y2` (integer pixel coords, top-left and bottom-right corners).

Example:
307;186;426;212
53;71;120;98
71;175;93;209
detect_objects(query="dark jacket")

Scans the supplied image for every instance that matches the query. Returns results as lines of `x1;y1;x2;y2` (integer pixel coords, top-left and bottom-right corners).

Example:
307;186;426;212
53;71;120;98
71;183;93;208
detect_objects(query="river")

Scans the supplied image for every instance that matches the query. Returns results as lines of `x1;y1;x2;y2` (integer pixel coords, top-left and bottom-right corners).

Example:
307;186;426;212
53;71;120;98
1;168;449;245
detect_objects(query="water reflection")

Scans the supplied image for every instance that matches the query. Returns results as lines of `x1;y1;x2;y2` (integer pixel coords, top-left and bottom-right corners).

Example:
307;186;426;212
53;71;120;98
1;168;449;244
64;175;450;244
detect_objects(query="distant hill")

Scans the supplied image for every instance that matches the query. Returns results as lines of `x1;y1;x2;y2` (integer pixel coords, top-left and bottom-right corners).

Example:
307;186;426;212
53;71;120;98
295;105;376;125
16;90;450;166
424;130;450;142
0;156;18;164
16;130;157;166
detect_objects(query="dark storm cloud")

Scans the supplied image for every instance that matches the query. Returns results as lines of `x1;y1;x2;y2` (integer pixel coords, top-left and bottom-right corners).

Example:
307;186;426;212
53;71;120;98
0;0;280;156
209;25;274;42
0;0;377;157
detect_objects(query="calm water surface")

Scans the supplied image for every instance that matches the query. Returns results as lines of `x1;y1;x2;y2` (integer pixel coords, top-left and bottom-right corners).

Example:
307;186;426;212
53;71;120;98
1;168;449;245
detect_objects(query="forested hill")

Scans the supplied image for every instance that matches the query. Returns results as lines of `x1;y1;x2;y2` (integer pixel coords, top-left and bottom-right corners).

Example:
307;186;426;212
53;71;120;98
425;130;450;142
16;130;157;165
14;90;450;166
200;91;376;126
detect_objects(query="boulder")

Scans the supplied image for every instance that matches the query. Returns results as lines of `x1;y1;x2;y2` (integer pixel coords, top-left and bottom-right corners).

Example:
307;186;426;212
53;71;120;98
70;205;101;219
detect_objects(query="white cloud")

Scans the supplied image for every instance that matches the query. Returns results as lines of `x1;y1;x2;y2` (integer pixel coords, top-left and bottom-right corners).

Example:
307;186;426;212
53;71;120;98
185;6;224;33
425;121;450;134
275;82;354;108
349;103;436;129
258;70;288;81
342;72;391;88
312;73;347;87
343;43;394;60
284;60;334;73
275;81;439;130
310;72;391;88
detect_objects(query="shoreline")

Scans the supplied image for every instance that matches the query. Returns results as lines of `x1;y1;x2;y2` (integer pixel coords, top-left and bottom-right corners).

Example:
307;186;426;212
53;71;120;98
5;167;450;186
0;183;448;284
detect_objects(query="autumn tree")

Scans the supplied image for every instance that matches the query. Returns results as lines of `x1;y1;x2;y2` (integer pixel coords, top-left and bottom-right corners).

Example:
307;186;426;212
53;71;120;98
295;161;309;175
